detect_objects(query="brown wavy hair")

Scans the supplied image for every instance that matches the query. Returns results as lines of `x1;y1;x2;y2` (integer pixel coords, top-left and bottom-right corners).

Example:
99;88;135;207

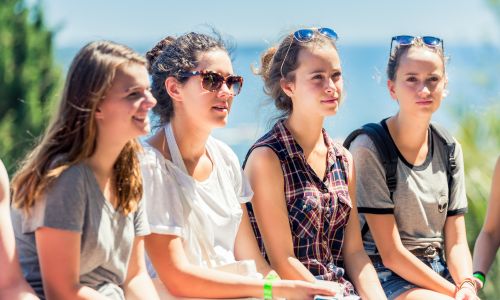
12;40;146;215
146;32;228;127
255;30;338;118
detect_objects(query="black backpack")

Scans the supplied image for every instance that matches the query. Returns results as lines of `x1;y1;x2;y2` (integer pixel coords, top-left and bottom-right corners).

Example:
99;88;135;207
343;120;457;237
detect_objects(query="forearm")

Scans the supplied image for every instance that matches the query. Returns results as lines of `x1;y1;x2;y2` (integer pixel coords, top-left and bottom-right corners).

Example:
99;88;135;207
344;250;386;300
0;280;39;300
45;284;111;300
383;249;455;296
159;263;267;298
123;272;159;300
473;230;500;274
447;241;474;284
270;256;316;282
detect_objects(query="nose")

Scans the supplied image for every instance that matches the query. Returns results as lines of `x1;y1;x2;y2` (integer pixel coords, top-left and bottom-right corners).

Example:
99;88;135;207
325;78;337;95
217;82;233;99
417;83;431;97
143;90;157;109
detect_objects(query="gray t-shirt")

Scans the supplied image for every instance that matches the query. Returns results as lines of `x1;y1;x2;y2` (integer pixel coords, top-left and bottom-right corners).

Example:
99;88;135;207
12;163;150;300
349;124;467;255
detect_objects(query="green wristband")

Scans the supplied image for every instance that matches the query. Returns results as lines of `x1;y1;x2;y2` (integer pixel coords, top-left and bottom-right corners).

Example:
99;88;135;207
473;271;486;285
263;273;279;300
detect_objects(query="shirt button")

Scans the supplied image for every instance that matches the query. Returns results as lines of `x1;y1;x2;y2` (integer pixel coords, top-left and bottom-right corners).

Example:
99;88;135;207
302;205;307;210
325;213;331;218
321;187;329;193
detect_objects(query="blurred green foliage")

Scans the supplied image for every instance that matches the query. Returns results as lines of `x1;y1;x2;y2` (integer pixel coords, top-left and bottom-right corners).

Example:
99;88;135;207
0;0;61;175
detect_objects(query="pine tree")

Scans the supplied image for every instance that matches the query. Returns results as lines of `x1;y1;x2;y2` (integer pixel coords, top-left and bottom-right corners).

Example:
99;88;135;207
0;0;61;174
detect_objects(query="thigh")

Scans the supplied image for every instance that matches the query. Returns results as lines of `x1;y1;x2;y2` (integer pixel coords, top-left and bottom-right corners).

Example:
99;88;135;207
395;288;454;300
372;261;417;300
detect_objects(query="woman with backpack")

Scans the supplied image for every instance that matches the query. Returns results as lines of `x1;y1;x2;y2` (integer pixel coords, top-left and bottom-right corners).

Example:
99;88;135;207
347;36;478;300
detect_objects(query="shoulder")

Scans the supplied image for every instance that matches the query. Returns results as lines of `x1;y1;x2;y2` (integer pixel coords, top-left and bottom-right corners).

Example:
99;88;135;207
51;163;87;189
347;133;379;157
245;146;282;179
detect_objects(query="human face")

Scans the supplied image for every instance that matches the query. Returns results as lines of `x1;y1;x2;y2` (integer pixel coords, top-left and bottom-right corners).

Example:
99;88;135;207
96;63;156;142
283;44;343;118
178;49;236;129
388;47;447;118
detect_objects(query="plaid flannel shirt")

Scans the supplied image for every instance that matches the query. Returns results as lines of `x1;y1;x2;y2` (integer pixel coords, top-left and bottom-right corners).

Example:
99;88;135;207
244;120;356;295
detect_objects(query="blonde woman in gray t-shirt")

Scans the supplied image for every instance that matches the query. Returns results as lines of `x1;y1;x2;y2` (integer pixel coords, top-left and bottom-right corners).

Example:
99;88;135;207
10;41;159;300
349;36;478;300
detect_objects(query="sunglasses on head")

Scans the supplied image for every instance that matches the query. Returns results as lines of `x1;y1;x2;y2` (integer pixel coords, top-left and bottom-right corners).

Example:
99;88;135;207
281;27;339;78
179;70;243;96
389;35;444;55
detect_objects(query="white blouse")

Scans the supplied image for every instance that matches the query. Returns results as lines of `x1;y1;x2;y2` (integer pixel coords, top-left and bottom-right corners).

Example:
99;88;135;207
140;133;253;268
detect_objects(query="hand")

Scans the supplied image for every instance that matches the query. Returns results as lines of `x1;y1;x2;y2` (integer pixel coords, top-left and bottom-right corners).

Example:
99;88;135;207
472;277;484;290
455;286;480;300
273;280;338;300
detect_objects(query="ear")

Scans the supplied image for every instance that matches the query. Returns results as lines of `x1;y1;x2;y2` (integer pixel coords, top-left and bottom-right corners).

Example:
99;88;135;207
165;76;183;102
280;78;295;98
94;106;103;120
442;76;449;98
387;79;398;100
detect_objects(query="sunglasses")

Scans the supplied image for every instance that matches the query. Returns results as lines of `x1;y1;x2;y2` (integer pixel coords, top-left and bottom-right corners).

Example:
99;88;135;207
389;35;444;56
281;28;339;78
179;70;243;96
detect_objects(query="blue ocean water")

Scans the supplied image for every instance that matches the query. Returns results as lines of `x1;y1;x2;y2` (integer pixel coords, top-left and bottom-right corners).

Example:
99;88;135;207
56;44;499;162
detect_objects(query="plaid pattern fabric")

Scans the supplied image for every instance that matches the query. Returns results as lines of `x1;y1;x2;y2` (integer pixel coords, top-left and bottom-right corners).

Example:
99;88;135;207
244;120;356;295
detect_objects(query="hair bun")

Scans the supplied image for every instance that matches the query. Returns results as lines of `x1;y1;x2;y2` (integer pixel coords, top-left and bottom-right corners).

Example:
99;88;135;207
146;36;176;71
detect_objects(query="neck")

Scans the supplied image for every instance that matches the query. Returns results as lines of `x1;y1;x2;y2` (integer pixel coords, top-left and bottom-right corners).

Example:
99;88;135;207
86;136;126;182
169;115;211;162
286;112;325;155
388;112;430;149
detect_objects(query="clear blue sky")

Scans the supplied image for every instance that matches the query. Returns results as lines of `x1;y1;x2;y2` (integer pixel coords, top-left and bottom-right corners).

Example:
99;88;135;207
40;0;499;47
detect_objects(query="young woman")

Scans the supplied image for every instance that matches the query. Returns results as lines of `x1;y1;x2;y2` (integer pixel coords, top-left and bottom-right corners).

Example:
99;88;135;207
11;41;159;300
473;155;500;289
348;35;478;300
0;159;39;300
141;32;338;300
243;28;385;299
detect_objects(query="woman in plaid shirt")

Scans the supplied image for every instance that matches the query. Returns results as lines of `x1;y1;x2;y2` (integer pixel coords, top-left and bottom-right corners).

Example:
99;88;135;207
244;28;386;299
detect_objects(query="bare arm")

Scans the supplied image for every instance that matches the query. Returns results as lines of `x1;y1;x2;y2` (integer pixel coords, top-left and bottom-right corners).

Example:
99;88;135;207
0;159;39;299
365;213;456;296
244;147;317;281
144;233;336;299
123;236;159;300
473;156;500;275
233;204;273;276
444;215;478;299
342;151;386;300
35;227;110;300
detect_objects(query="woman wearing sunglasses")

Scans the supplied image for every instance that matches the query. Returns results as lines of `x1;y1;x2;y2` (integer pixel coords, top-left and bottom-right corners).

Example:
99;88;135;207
141;32;337;300
10;41;159;300
348;36;478;300
243;28;385;300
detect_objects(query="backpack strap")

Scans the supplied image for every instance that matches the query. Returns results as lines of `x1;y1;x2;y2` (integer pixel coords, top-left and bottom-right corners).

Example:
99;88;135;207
429;122;457;202
344;122;399;201
344;122;399;245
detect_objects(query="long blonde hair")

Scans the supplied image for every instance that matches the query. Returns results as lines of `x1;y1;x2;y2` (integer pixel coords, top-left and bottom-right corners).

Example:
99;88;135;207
12;40;146;215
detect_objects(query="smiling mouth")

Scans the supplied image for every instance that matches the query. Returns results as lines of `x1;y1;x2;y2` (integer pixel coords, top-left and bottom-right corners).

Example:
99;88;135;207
132;116;148;122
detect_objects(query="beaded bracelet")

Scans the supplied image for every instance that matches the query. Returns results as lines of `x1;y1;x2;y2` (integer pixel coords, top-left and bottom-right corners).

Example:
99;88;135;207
263;273;279;300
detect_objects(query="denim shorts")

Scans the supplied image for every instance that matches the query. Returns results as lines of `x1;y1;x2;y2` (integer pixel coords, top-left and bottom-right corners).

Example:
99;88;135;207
371;255;454;300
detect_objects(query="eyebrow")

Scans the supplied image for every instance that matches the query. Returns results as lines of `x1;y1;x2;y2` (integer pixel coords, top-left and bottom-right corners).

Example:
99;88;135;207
308;68;340;74
124;85;148;92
